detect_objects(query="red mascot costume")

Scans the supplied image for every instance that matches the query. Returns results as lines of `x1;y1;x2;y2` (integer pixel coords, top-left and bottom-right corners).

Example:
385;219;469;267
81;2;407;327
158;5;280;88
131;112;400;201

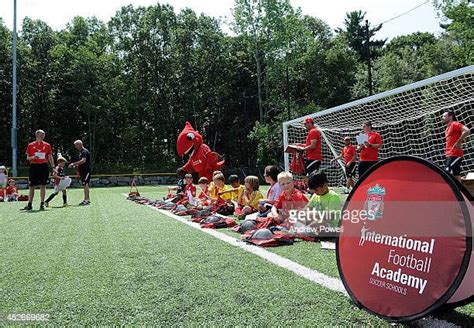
177;122;224;181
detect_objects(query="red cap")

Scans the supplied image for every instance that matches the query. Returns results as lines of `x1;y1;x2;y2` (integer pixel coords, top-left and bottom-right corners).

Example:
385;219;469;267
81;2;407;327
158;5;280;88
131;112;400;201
303;117;314;124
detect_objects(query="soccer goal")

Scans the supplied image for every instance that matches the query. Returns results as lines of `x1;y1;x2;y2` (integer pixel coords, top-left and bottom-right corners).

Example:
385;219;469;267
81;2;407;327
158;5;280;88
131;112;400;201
283;65;474;185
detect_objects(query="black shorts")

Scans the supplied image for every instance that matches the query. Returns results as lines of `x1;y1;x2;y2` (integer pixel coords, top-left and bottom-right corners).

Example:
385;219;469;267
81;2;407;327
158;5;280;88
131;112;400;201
445;157;462;176
358;161;378;178
29;163;50;187
79;170;91;186
345;162;357;178
305;159;321;176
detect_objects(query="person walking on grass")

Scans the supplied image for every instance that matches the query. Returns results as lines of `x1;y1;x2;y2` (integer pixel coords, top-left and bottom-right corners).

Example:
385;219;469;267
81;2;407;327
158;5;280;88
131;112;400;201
69;140;91;206
45;155;71;207
22;129;54;211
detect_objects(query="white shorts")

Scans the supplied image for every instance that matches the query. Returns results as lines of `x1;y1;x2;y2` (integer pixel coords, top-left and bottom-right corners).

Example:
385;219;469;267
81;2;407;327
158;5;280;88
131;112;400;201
54;177;71;192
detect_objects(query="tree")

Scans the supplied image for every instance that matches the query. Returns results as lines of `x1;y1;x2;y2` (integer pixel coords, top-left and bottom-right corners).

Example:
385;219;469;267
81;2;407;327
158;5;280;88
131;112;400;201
435;0;474;66
336;10;386;63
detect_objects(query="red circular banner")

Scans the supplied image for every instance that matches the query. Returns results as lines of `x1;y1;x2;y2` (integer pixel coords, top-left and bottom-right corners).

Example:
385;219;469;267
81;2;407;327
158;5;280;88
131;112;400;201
337;156;473;322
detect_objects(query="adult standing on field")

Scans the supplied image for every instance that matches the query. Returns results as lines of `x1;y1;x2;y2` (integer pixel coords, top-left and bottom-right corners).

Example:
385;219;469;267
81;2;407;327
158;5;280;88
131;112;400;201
443;111;471;182
297;117;322;177
22;129;54;211
69;140;91;205
358;121;382;178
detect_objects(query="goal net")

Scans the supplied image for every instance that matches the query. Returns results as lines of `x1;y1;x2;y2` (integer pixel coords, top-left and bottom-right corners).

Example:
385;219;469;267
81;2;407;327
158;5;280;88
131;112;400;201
283;66;474;186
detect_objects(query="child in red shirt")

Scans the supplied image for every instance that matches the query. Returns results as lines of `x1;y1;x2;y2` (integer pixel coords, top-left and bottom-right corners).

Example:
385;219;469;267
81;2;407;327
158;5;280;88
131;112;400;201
6;179;19;202
183;174;197;206
197;177;210;207
268;172;308;224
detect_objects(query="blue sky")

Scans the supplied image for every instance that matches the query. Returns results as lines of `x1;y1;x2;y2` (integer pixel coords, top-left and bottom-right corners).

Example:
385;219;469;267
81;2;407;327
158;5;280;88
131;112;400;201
0;0;443;40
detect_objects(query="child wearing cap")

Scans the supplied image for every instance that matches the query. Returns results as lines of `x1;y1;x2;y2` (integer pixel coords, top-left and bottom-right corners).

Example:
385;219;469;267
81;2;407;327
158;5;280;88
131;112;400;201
45;155;71;207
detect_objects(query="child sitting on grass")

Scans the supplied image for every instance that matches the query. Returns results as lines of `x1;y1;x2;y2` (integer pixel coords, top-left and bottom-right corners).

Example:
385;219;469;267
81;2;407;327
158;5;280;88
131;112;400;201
306;171;342;238
268;171;308;224
208;170;222;200
197;177;211;207
210;173;231;203
218;174;244;203
45;156;71;207
236;175;263;219
168;168;186;198
5;179;19;202
183;174;197;206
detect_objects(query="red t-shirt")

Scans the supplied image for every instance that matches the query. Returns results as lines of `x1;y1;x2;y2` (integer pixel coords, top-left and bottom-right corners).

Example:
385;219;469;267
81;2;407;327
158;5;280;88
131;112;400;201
342;145;356;164
274;188;308;209
6;185;17;195
305;127;322;161
199;187;209;200
185;184;197;197
445;121;465;157
26;141;52;164
360;132;382;162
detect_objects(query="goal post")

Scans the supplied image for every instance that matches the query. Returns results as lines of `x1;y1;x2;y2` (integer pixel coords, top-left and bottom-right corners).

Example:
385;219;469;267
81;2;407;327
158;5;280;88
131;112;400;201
283;65;474;185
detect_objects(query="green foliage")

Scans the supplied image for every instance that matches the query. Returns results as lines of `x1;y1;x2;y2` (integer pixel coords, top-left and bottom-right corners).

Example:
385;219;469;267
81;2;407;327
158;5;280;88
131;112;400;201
0;1;472;171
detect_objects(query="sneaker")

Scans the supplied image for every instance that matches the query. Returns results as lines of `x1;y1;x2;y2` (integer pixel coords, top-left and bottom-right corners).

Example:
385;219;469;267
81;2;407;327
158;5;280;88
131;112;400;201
21;205;32;211
63;203;69;207
39;205;45;211
78;200;91;206
45;201;49;208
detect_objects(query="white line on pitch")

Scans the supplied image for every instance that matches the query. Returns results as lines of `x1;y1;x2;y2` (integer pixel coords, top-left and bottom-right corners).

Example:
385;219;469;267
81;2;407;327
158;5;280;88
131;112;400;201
125;195;459;327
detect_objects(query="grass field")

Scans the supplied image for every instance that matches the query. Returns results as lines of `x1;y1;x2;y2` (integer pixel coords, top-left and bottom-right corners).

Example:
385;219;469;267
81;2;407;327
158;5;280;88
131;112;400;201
1;186;473;326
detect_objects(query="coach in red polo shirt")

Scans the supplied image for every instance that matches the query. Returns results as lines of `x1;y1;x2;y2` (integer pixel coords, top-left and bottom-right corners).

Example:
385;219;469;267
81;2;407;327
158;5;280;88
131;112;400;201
297;117;322;176
358;121;382;178
443;111;471;182
22;130;54;211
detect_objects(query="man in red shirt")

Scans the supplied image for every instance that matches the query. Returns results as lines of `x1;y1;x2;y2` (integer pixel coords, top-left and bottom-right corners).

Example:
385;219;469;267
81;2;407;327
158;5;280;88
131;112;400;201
332;136;357;193
443;111;471;182
296;117;322;177
22;130;54;211
358;121;382;178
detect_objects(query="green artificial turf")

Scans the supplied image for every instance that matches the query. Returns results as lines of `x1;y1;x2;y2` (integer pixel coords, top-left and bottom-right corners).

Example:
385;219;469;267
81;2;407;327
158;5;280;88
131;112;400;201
0;186;472;326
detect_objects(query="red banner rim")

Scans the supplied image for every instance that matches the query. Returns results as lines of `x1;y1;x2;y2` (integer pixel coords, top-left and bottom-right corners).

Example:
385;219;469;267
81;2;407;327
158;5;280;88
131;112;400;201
336;155;473;323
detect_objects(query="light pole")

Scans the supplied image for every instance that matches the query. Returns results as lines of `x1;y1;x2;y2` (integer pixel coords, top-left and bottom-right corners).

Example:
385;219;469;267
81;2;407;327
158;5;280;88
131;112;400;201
11;0;18;176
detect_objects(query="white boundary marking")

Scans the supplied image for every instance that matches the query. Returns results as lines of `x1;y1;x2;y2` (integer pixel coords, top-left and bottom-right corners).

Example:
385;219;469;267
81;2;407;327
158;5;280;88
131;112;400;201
125;195;461;327
124;194;347;295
